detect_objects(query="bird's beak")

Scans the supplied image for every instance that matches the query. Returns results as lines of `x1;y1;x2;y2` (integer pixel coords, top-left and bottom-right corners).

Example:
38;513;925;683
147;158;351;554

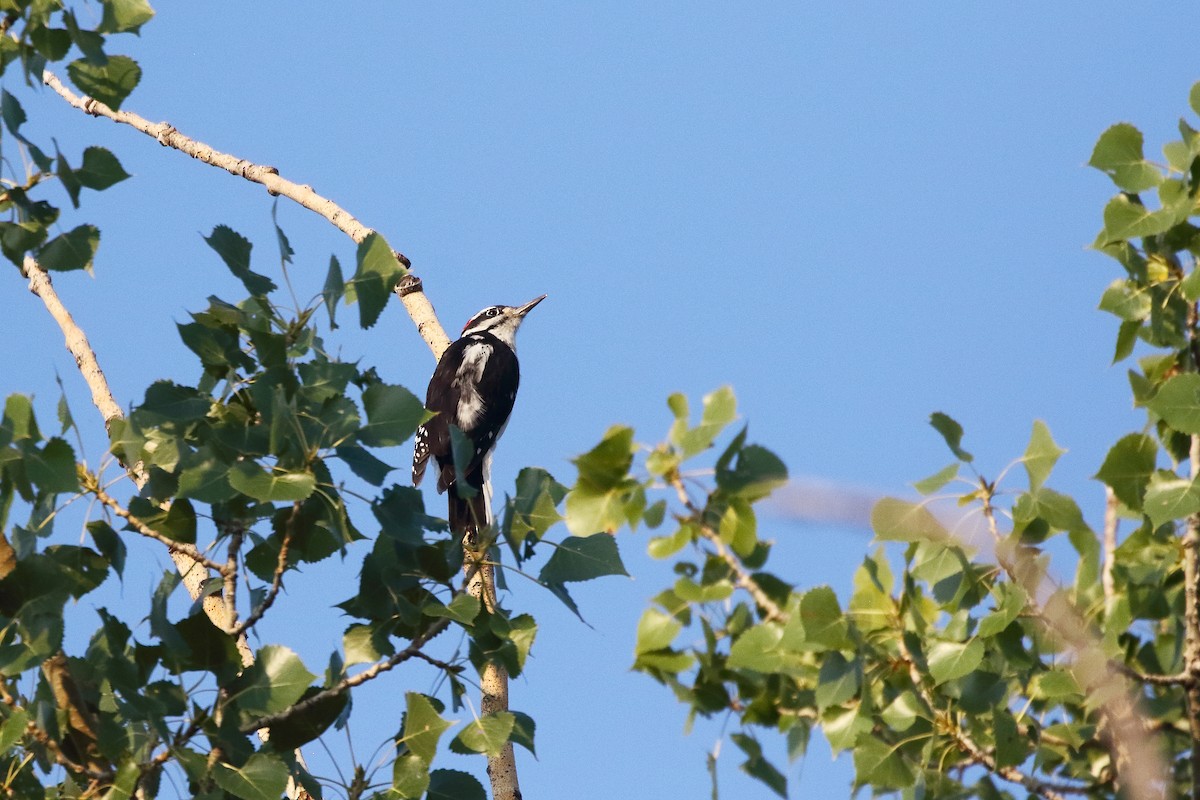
513;294;547;317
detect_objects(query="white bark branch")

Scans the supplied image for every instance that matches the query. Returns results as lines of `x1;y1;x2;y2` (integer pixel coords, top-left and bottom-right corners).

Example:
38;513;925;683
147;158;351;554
40;69;451;359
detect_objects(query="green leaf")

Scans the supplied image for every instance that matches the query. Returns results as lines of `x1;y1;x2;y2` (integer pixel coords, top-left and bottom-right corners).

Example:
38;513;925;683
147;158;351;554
1030;669;1082;700
1;90;24;135
927;639;984;685
715;440;788;500
228;462;316;502
879;691;921;731
351;232;405;329
342;623;393;666
323;254;344;328
563;482;632;536
75;146;131;190
539;535;628;584
1098;279;1151;321
334;444;393;486
929;412;972;461
852;735;915;790
358;382;427;448
800;585;850;649
402;692;453;762
0;708;27;751
213;753;289;800
175;445;235;502
871;498;948;543
1191;81;1200;117
392;753;430;798
1147;373;1200;433
30;26;72;61
66;55;141;110
203;225;276;296
1113;319;1139;363
452;712;514;758
634;608;681;654
913;462;958;495
573;425;635;490
0;394;39;445
976;584;1027;638
993;709;1025;768
25;436;78;493
228;645;316;718
427;770;487;800
727;623;785;672
731;733;787;798
424;592;480;624
815;651;859;709
1023;420;1065;491
1094;433;1156;511
1101;193;1180;243
1142;471;1200;528
1088;123;1163;192
99;0;155;33
38;224;99;272
668;386;738;458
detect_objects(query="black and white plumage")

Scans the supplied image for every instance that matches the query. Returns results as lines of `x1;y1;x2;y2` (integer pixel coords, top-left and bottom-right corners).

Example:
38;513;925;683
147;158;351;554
413;295;546;539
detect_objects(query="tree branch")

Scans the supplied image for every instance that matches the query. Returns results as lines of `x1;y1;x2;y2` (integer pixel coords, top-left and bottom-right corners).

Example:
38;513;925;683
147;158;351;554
669;475;788;624
86;477;229;575
893;629;1076;800
20;257;124;426
1186;433;1200;799
40;69;451;359
978;487;1165;799
227;503;297;640
463;542;521;800
1103;486;1117;602
240;618;451;734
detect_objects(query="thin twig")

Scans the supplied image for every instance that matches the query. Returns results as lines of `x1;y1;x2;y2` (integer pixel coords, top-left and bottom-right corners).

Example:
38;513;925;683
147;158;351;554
1103;487;1117;602
241;618;451;734
669;475;788;624
88;479;229;574
40;69;451;359
222;525;245;634
893;627;1076;800
227;503;298;639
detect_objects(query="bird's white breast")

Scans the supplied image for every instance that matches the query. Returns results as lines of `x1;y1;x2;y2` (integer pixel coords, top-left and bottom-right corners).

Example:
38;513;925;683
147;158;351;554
454;340;492;430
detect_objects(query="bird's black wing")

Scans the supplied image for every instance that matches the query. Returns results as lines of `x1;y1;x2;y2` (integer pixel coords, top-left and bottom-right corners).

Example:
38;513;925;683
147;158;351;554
412;337;468;489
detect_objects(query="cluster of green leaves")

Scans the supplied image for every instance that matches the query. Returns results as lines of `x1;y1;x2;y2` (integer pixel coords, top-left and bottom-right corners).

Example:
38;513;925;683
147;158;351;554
0;4;647;797
0;0;150;274
583;82;1200;799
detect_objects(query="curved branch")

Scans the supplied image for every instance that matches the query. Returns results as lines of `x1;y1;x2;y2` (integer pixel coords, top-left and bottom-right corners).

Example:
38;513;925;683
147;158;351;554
88;480;228;574
241;618;451;734
21;257;123;425
41;69;451;358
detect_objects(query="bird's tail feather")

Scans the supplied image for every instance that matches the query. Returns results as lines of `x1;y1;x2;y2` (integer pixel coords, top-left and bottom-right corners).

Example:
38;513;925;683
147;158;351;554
448;481;493;548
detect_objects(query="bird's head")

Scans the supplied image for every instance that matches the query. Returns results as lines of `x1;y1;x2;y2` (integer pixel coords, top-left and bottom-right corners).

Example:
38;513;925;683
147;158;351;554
460;295;546;347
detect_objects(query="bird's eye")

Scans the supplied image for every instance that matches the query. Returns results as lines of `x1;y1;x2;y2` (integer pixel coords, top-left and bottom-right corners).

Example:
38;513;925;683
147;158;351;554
487;308;499;317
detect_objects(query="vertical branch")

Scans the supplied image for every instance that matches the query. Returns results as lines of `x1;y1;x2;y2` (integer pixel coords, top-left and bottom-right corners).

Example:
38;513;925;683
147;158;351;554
465;549;521;800
1186;434;1200;798
415;276;519;800
1103;486;1117;603
21;256;293;788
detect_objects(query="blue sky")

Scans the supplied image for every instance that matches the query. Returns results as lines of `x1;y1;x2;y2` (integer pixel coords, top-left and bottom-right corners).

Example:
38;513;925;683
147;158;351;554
2;2;1197;797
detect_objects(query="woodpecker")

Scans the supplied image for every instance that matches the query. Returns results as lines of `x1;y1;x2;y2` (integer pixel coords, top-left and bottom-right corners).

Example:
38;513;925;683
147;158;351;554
412;295;546;540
